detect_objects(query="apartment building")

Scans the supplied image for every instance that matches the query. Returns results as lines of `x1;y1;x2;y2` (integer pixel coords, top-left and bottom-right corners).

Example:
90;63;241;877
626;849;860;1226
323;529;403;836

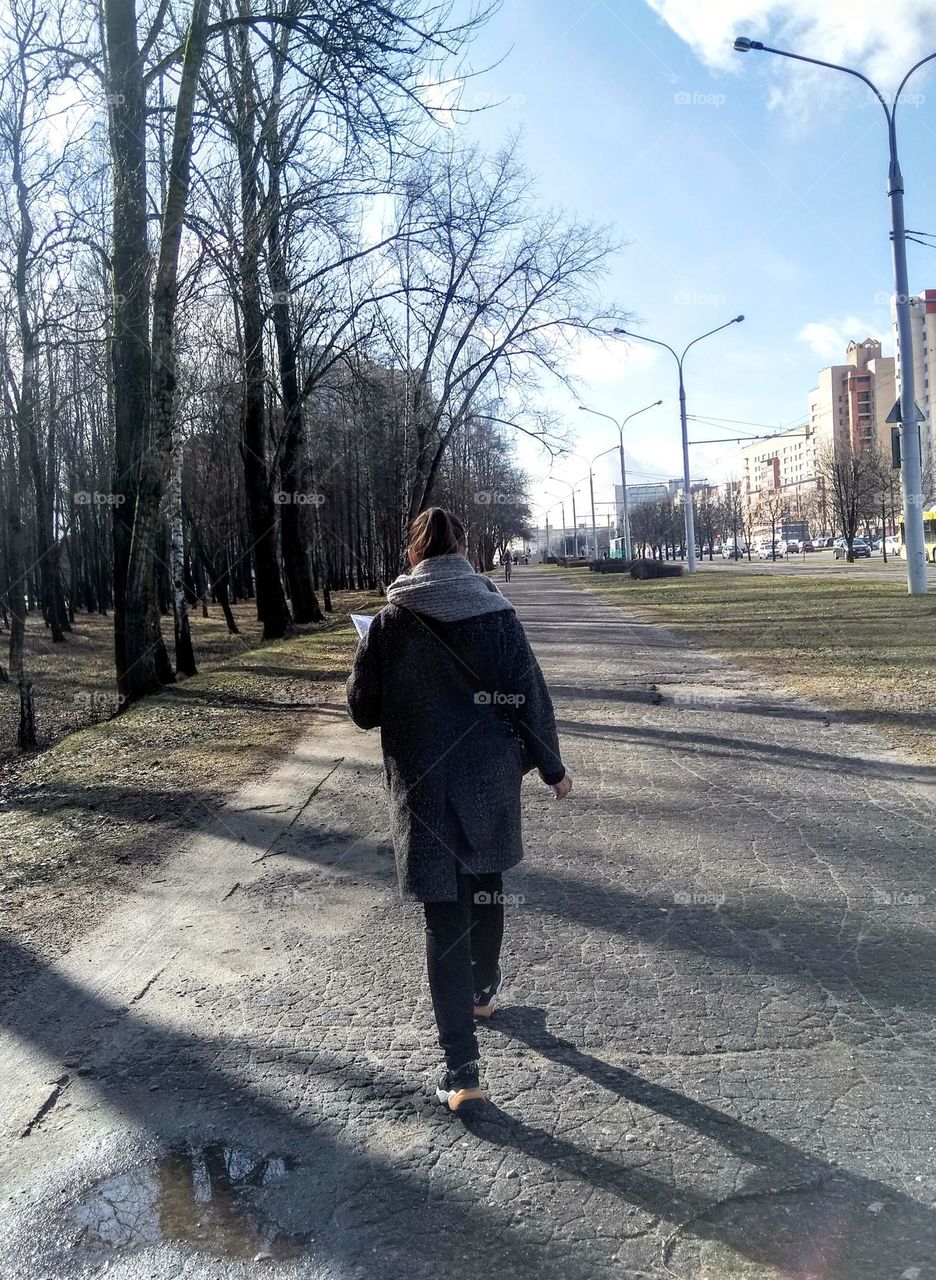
806;338;895;456
891;288;936;462
740;337;895;508
740;425;815;503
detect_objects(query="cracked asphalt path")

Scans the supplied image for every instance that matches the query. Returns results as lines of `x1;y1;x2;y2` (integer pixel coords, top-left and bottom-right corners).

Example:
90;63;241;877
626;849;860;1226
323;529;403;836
2;568;936;1279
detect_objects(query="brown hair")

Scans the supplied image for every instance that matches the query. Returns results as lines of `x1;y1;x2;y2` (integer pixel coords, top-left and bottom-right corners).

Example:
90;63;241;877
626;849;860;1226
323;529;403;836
407;507;466;563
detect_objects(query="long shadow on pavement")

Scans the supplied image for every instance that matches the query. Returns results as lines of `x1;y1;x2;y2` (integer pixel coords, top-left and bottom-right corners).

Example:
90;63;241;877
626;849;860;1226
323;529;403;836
0;936;584;1280
477;1006;936;1279
520;865;936;1023
556;717;936;783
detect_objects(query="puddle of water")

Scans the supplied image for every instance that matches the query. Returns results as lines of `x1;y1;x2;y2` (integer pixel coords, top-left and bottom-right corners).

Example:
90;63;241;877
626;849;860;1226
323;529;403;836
70;1140;309;1262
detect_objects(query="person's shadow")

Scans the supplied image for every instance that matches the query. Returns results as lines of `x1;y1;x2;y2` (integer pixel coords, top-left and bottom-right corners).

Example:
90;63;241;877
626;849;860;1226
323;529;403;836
464;1006;936;1279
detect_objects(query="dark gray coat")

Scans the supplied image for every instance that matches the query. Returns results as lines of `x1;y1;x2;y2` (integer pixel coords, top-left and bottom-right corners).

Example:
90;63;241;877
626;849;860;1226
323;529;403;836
347;603;565;902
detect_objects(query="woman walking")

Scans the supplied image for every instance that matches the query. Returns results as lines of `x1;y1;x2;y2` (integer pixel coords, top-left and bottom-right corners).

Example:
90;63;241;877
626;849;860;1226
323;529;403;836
347;508;571;1114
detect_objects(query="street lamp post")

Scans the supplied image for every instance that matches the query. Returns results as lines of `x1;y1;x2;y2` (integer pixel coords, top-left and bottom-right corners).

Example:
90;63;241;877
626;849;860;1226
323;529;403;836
546;495;568;557
548;476;582;557
613;320;744;572
588;469;597;559
559;452;601;557
734;35;933;596
578;400;663;559
540;498;565;558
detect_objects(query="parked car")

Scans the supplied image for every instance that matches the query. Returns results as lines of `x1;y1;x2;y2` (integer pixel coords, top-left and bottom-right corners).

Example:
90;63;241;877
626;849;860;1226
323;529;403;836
721;541;746;559
834;537;872;559
800;539;815;552
870;536;900;556
757;540;786;559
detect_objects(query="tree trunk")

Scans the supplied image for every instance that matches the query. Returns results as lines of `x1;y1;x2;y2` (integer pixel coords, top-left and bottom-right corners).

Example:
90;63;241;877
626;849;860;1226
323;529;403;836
8;100;40;743
264;68;323;624
231;2;291;639
169;430;197;675
27;426;67;641
104;0;169;701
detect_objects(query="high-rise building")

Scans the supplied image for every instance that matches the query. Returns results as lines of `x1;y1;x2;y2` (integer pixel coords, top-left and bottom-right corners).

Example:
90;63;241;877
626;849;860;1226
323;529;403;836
740;338;895;510
807;338;895;457
891;288;936;463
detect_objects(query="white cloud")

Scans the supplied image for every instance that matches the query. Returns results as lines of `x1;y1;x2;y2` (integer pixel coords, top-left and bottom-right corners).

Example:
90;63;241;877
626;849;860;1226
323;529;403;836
569;332;660;384
796;315;890;361
359;193;396;248
646;0;936;96
416;76;463;129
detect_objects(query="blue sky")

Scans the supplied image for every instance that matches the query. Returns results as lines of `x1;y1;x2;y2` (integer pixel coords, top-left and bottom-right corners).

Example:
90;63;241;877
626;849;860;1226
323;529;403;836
455;0;936;528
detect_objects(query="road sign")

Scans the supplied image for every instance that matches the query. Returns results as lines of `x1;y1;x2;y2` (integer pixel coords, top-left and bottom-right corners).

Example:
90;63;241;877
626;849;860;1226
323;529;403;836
886;400;926;423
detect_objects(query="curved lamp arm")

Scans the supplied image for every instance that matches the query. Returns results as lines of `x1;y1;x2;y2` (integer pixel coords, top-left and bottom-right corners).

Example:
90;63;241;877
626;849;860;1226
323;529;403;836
893;51;936;130
681;315;744;362
622;399;663;427
613;327;679;365
734;38;889;116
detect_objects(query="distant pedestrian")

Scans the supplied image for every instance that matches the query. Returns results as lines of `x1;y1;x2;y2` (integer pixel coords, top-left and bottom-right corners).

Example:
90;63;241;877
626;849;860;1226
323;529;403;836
503;550;512;582
347;507;571;1114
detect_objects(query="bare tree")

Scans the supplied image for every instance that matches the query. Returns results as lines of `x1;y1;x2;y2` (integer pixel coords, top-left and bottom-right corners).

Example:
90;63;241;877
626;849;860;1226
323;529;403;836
756;489;786;561
815;441;879;561
694;488;719;561
739;495;757;561
378;140;625;532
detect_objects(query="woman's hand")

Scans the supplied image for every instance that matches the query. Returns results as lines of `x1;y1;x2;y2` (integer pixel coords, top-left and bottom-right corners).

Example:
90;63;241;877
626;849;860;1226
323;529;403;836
551;772;573;800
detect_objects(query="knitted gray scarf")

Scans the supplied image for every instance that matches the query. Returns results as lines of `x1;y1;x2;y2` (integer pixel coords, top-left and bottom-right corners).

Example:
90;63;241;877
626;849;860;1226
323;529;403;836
386;554;515;622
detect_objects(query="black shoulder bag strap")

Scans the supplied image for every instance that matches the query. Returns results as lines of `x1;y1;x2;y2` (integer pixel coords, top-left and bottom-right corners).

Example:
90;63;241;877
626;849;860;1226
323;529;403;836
400;606;535;773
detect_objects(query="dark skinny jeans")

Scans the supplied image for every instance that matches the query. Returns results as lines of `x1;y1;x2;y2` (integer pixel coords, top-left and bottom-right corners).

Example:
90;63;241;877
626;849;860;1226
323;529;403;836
424;870;504;1070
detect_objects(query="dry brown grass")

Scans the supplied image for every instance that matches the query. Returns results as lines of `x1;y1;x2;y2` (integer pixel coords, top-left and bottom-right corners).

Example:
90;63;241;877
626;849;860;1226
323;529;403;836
0;592;382;1002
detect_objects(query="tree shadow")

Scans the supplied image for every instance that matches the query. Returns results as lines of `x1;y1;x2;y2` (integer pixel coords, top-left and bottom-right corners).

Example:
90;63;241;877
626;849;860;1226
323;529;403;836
0;936;589;1280
555;718;936;783
472;1006;936;1279
518;864;936;1020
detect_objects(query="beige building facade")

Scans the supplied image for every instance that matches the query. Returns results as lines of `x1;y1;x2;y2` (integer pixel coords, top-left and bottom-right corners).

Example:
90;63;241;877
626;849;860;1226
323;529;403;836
891;288;936;465
740;338;896;512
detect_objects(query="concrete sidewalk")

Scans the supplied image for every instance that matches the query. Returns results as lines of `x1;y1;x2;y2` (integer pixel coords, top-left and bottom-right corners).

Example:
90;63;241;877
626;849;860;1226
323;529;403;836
2;567;936;1279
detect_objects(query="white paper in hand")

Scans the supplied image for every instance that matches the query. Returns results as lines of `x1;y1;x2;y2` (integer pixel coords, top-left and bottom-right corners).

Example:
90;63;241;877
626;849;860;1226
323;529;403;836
351;613;374;639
